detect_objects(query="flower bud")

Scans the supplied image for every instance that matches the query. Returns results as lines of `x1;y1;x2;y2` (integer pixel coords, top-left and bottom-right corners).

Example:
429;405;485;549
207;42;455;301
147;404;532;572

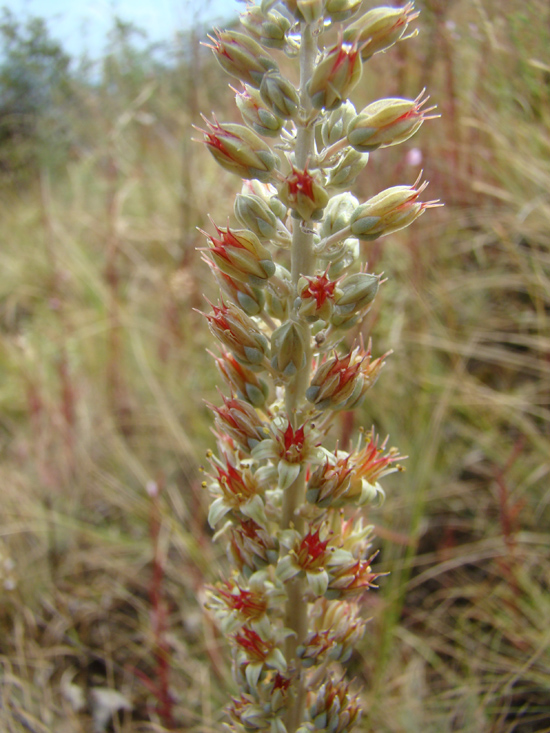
240;5;291;50
235;86;284;138
205;301;269;369
321;101;357;147
295;271;337;322
213;266;265;316
265;271;292;320
333;272;379;312
211;395;267;452
271;321;307;377
260;71;300;120
308;677;361;733
347;90;435;152
297;0;324;23
307;42;362;111
269;195;288;221
229;519;279;576
349;177;439;240
324;0;363;23
306;455;352;508
319;192;358;239
199;117;278;182
306;345;385;411
297;599;366;665
235;192;279;240
204;224;275;287
325;147;369;188
215;350;270;407
209;29;278;88
344;2;419;60
278;166;329;221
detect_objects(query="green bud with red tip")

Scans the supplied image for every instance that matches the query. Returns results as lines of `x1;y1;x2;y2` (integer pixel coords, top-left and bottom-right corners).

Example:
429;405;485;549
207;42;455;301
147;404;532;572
209;29;278;88
215;350;270;408
278;166;329;221
203;224;275;287
205;301;270;369
344;2;419;60
200;117;278;182
347;90;436;152
307;41;362;111
296;271;338;322
349;177;439;241
260;71;300;120
214;268;265;317
236;86;284;138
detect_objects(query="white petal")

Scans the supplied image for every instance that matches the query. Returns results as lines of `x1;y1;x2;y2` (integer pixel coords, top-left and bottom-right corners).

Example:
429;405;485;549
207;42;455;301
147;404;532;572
242;495;267;526
245;662;263;689
276;555;300;582
307;569;329;597
278;460;301;491
208;498;230;528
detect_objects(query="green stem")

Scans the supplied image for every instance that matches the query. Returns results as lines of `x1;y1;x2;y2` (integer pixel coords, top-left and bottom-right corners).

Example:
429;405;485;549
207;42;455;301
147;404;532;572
283;22;317;733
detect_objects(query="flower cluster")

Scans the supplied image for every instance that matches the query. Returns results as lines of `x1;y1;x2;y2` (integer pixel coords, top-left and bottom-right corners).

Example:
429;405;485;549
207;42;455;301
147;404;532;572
198;3;438;731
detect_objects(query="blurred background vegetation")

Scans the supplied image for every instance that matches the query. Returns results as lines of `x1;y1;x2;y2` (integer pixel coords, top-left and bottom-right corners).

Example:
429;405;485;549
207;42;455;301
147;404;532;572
0;0;549;731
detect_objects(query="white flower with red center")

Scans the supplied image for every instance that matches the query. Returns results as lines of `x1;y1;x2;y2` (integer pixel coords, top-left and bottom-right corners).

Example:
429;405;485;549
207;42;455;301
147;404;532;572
252;416;326;490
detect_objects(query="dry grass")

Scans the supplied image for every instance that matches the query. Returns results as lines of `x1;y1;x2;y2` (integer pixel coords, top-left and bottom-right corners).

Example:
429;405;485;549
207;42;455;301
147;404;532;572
0;1;549;731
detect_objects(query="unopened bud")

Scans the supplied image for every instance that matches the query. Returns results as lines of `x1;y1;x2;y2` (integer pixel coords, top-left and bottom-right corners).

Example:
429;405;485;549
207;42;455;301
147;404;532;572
216;350;270;407
349;177;439;240
271;322;306;377
326;147;369;188
278;166;329;221
347;90;435;152
306;346;385;411
321;101;357;147
344;2;419;60
266;282;290;321
260;71;300;120
307;42;362;111
334;272;379;310
205;301;269;369
269;196;288;221
235;193;279;240
209;29;278;88
204;224;275;286
199;117;278;182
297;0;325;23
215;269;265;317
240;5;291;50
211;395;267;452
309;678;362;732
236;86;284;138
325;0;363;23
319;192;358;239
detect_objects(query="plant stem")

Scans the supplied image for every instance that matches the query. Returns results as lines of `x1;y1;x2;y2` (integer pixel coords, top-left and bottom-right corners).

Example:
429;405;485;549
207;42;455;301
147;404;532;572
283;22;317;733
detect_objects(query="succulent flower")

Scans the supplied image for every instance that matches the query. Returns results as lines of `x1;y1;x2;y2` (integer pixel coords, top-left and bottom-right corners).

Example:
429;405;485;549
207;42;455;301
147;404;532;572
197;2;439;730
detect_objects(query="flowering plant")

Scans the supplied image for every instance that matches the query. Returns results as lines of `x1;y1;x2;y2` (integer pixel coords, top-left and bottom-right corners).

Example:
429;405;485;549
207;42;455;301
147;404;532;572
196;2;439;731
